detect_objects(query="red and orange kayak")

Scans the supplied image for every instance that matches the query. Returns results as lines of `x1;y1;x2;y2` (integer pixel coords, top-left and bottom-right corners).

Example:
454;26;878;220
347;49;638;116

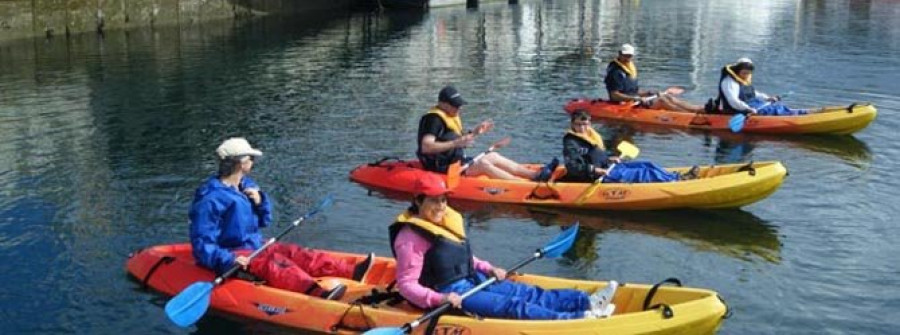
350;159;786;210
128;243;728;334
564;99;877;135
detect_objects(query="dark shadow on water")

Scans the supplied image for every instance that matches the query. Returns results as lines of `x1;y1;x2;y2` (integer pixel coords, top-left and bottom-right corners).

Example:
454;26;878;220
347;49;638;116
462;202;782;264
601;121;873;168
193;313;321;335
359;189;782;264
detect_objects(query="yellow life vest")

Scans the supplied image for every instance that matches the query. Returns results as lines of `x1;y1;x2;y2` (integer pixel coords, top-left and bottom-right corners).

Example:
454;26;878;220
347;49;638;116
394;207;466;243
725;64;752;86
613;59;638;79
566;127;606;150
426;107;463;136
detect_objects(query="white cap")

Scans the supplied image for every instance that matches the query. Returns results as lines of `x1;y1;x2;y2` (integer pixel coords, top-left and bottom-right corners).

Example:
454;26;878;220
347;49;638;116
216;137;263;160
620;43;636;55
736;57;753;64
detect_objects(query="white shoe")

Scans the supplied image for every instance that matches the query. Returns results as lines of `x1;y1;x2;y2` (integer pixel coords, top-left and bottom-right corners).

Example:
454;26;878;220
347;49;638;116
597;303;616;318
583;303;616;319
589;281;619;313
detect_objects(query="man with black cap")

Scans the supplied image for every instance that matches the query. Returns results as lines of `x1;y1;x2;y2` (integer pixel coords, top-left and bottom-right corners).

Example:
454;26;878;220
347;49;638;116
605;43;703;113
416;86;555;181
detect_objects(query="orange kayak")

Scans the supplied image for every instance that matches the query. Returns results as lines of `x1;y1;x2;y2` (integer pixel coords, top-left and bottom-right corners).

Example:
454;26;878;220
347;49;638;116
349;159;787;210
128;244;728;334
564;99;877;135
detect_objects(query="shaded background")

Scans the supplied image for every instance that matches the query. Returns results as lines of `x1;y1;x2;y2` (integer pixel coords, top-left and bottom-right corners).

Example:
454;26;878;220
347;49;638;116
1;0;898;333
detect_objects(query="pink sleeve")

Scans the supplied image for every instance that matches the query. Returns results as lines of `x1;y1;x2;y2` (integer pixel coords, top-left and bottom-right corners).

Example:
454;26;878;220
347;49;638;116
393;227;446;308
472;256;494;274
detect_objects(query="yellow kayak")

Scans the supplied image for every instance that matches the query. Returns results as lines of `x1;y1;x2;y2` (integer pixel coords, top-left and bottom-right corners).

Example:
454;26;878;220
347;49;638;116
128;244;729;334
351;160;788;210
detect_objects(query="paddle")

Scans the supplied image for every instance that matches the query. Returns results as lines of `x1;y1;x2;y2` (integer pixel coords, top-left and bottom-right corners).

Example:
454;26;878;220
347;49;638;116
164;194;336;328
363;223;581;335
446;137;512;189
573;141;640;205
729;93;792;132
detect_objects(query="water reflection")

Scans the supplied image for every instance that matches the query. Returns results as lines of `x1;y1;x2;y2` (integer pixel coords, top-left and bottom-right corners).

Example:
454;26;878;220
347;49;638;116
602;121;873;167
459;201;781;264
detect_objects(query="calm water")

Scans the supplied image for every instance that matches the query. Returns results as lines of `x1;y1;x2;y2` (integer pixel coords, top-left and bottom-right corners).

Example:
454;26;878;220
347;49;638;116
1;0;899;333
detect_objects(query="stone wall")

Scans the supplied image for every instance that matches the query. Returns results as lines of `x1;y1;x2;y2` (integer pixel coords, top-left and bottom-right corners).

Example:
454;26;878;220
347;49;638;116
0;0;353;41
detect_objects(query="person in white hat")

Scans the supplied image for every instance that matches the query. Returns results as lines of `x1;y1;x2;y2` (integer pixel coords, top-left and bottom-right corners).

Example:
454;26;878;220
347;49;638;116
714;57;807;115
604;43;704;113
189;137;375;300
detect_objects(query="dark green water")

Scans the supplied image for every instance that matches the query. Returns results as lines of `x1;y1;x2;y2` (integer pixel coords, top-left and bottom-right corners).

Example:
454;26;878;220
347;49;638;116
1;0;898;333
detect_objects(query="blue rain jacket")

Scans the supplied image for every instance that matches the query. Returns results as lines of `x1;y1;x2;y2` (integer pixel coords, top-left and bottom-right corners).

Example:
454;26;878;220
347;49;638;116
189;176;272;274
603;161;679;183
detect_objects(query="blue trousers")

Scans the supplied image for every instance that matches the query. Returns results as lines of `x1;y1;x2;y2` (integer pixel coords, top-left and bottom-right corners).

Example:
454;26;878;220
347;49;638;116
603;161;679;183
749;98;808;116
438;273;589;320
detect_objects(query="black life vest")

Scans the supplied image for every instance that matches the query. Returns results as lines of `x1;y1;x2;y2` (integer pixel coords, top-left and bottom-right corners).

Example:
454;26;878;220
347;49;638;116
562;132;609;182
416;108;464;173
389;209;476;290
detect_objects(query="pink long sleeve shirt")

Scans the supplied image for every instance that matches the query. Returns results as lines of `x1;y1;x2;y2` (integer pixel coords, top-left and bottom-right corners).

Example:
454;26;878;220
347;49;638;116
393;226;494;308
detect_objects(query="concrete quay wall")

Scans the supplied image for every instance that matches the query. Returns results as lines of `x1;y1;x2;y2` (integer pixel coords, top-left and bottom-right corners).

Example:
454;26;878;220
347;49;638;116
0;0;353;41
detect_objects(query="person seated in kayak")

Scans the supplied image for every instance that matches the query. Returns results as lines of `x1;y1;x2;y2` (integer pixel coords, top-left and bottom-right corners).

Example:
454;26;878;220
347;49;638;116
418;85;558;181
189;137;374;300
714;57;807;116
604;43;703;113
560;110;698;183
390;172;618;320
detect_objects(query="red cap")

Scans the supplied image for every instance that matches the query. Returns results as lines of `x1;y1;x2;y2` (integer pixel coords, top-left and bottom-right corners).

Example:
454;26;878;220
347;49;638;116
415;173;452;196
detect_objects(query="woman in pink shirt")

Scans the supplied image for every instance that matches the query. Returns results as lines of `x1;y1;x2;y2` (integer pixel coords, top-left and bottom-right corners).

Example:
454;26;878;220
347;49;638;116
388;173;615;320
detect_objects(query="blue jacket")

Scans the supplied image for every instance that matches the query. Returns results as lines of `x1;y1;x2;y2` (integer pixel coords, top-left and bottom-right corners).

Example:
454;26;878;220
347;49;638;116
189;176;272;274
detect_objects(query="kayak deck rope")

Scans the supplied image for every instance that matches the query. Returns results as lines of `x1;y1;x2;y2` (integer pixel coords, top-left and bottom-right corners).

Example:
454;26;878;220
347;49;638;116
331;302;375;333
737;161;757;176
527;181;561;200
333;282;405;332
141;255;175;290
642;278;682;319
368;156;402;167
718;294;733;319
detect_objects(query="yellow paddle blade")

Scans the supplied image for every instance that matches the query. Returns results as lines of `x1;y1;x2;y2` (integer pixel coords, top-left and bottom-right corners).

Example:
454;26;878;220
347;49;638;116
616;141;640;160
446;161;461;189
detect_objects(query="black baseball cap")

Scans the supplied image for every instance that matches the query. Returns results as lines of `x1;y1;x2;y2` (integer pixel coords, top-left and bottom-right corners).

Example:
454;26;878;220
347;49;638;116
438;86;467;107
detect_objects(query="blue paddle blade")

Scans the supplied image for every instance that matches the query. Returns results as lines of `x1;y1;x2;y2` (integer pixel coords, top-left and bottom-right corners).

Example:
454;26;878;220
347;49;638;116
729;114;746;132
540;223;580;258
305;193;335;219
361;327;405;335
165;281;213;328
